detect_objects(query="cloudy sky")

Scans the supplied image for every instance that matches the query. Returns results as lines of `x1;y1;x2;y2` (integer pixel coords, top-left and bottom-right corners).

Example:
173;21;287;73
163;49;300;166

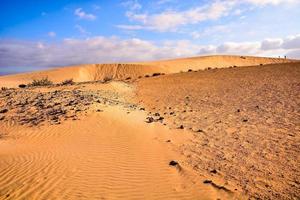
0;0;300;74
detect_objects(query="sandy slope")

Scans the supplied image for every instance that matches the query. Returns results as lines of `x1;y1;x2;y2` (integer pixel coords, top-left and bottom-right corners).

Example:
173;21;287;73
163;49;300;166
0;103;236;200
135;62;300;199
0;55;294;88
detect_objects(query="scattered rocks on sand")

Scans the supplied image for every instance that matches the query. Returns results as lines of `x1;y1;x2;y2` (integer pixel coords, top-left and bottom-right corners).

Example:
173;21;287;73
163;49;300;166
0;88;137;126
145;116;154;123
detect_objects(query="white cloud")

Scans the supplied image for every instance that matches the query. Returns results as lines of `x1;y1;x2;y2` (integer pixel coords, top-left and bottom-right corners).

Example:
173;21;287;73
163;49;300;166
190;25;230;39
119;0;298;32
241;0;297;6
282;34;300;49
48;31;56;37
74;8;96;20
75;25;90;35
121;0;142;10
116;24;144;30
261;38;283;50
120;1;236;32
0;34;299;70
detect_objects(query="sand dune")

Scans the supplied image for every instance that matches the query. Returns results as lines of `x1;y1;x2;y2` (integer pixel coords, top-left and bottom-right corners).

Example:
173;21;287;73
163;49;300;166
0;55;295;88
0;56;299;199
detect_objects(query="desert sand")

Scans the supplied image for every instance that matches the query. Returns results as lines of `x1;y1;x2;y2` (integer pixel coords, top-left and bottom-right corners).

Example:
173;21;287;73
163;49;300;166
0;55;299;199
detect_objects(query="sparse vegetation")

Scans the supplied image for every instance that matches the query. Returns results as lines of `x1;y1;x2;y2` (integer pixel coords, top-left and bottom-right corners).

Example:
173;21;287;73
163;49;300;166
61;79;74;85
28;77;53;87
102;76;112;83
1;87;8;91
145;75;150;78
125;77;131;80
188;69;193;72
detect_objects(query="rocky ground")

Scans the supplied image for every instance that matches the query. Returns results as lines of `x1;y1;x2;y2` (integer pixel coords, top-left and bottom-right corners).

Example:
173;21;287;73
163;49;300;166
0;85;138;127
136;62;300;199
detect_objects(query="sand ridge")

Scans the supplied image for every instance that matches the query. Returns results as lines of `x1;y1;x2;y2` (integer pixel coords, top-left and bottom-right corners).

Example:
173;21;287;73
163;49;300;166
0;55;295;88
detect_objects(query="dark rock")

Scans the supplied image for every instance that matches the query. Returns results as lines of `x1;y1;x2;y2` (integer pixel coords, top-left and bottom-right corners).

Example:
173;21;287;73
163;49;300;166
0;108;8;114
237;109;240;113
0;115;5;120
18;84;27;88
177;125;184;129
242;119;248;122
203;180;212;184
210;169;217;174
169;160;178;166
145;116;154;123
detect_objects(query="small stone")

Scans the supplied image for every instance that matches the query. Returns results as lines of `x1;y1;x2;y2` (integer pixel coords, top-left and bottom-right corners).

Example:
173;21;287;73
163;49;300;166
203;180;212;184
145;117;154;123
210;169;217;174
242;119;248;122
192;127;203;132
169;160;178;166
0;108;8;114
177;125;184;129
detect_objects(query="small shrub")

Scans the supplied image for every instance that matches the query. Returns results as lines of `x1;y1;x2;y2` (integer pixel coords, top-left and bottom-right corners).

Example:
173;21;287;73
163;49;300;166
152;73;161;77
18;84;27;88
260;63;263;66
188;69;193;72
61;79;74;85
240;56;246;59
145;75;150;78
29;77;53;87
125;77;131;80
138;76;142;79
233;65;237;68
102;76;112;83
1;87;8;91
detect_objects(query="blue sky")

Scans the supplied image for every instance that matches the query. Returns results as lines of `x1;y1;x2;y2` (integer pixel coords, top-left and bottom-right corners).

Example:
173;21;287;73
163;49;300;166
0;0;300;74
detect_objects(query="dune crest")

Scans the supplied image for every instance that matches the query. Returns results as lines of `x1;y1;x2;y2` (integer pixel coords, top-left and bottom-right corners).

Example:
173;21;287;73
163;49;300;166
0;55;295;88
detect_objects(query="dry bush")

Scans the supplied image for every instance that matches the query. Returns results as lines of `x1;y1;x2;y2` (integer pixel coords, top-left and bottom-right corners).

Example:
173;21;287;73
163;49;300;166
61;79;74;85
102;76;112;83
29;77;53;87
1;87;8;91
